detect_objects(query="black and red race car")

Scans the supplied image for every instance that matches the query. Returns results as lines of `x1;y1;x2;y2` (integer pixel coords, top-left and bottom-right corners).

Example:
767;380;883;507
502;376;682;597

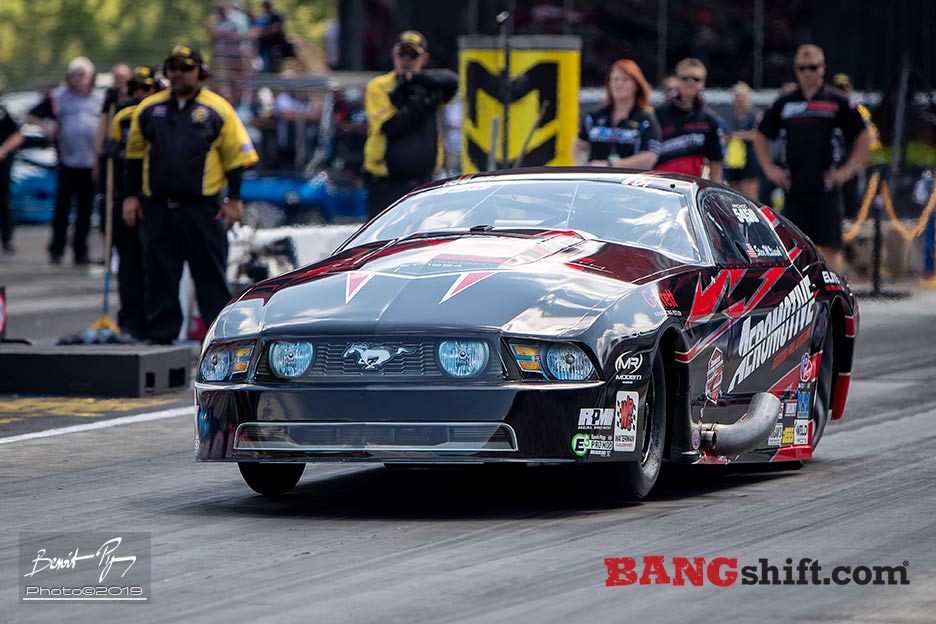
195;168;858;499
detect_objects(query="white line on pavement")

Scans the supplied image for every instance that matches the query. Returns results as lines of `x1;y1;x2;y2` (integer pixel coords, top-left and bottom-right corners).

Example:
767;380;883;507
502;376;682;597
0;406;192;445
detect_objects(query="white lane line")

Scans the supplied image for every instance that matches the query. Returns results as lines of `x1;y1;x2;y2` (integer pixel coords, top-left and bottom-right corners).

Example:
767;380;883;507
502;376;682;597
0;406;192;445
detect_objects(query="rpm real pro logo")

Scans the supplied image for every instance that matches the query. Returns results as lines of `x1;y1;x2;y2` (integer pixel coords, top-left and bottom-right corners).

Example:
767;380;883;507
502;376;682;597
458;41;580;172
727;276;814;392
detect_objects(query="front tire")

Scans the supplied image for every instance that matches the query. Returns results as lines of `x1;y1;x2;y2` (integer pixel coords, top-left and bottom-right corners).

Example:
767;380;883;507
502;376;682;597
238;462;305;496
608;356;668;500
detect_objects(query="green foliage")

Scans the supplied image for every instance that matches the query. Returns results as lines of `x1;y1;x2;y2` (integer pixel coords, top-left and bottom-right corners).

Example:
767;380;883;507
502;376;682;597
0;0;334;90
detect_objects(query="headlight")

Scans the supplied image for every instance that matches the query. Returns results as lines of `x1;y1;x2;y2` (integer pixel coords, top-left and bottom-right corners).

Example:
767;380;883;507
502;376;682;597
200;346;233;382
544;343;595;381
269;341;314;378
438;340;490;378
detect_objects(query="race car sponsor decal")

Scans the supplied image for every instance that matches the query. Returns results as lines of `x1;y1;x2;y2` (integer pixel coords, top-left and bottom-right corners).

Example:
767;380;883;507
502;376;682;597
614;391;639;452
615;352;645;383
579;408;614;431
572;433;591;457
768;421;783;447
659;289;682;316
821;270;846;291
800;352;814;383
794;421;810;445
797;391;811;419
784;399;798;419
345;271;375;303
691;430;701;450
706;348;724;401
770;327;811;370
576;408;614;457
727;275;815;392
440;271;496;303
781;427;795;445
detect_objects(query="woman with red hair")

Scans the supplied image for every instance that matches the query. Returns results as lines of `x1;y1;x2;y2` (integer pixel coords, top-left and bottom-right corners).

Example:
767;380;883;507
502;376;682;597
574;59;661;169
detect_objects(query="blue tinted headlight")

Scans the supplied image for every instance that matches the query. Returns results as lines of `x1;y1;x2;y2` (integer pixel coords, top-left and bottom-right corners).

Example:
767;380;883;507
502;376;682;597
200;346;233;382
544;343;595;381
269;342;314;378
438;340;490;378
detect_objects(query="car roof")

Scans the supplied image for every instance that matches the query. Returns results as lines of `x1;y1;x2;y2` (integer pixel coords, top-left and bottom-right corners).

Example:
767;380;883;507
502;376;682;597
420;167;709;195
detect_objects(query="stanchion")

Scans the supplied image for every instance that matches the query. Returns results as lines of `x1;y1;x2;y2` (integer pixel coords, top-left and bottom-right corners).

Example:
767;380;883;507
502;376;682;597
852;175;910;300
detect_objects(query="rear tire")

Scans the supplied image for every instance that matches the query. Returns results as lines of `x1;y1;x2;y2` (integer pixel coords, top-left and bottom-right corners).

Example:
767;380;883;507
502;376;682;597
608;356;668;501
238;462;305;496
812;323;835;449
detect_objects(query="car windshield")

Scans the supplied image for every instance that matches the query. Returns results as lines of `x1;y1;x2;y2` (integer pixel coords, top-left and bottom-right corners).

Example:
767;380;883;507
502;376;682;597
345;179;702;261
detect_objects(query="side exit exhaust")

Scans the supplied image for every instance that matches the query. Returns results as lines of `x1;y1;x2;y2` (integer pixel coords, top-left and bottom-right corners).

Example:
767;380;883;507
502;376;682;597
701;392;781;456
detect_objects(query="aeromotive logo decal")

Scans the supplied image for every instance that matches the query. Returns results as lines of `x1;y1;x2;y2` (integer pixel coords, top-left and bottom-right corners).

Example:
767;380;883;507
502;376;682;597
604;556;910;587
727;276;814;392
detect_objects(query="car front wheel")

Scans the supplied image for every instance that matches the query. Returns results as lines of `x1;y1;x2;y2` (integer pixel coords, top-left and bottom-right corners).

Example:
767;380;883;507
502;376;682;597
607;355;668;501
238;462;305;497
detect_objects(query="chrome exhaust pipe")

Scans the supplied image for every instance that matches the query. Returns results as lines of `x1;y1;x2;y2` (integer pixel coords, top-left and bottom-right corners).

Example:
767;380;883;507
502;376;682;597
701;392;781;456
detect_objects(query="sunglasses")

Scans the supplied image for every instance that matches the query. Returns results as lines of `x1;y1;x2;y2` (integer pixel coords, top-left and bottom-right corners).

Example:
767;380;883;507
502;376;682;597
395;48;420;60
166;63;196;73
678;75;704;83
796;64;822;72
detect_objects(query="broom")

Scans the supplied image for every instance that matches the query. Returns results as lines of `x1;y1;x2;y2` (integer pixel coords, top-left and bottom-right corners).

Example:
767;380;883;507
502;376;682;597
88;144;120;335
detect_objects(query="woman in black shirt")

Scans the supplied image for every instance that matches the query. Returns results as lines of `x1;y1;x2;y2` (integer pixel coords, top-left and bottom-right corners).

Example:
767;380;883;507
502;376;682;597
574;59;661;169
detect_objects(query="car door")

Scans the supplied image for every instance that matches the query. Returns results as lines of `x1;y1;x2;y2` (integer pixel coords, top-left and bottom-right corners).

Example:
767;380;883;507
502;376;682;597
698;190;812;433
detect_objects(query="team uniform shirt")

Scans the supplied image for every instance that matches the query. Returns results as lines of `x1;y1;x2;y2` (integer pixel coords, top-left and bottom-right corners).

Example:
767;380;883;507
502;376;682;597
29;87;104;169
125;87;258;198
655;99;724;177
757;84;867;193
578;105;662;162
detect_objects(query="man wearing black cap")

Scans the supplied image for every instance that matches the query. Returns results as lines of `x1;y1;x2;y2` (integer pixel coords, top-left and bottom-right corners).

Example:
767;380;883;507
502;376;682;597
106;65;162;338
363;30;457;219
123;46;258;344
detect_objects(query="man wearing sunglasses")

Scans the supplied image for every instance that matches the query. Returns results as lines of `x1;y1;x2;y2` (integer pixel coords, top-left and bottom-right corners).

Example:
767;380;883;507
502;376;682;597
654;58;724;182
363;30;457;219
122;45;258;345
753;44;870;276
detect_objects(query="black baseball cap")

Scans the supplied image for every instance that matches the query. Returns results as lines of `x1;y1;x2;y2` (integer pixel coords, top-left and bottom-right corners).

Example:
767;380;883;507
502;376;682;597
164;45;204;68
394;30;428;55
128;65;157;89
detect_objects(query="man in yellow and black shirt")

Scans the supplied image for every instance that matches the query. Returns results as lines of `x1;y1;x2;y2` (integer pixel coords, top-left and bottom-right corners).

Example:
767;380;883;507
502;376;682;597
106;65;161;339
123;45;258;344
363;30;457;220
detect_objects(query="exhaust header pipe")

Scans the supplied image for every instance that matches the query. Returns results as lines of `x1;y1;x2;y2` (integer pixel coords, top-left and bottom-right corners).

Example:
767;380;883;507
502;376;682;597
701;392;781;456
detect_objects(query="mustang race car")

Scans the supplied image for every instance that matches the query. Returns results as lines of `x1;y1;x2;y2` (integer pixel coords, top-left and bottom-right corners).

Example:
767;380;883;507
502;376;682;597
195;168;858;499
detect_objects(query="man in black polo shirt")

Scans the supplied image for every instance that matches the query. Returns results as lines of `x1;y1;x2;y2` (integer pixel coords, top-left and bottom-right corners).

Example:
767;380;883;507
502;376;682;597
655;58;723;182
753;44;870;275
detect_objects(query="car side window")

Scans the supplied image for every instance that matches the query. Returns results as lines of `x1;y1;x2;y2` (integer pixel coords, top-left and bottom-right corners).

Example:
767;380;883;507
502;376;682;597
700;191;786;265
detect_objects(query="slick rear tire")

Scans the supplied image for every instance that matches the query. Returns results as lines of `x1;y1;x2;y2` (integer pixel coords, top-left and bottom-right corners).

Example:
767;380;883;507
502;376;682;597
238;462;305;497
812;323;835;449
607;356;668;501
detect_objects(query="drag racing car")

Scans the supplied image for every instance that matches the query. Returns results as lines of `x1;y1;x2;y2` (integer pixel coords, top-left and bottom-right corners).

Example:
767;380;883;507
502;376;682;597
195;168;858;500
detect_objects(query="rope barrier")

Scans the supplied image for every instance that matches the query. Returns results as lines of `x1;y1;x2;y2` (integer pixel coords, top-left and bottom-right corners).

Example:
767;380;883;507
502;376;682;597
842;170;879;242
879;178;936;241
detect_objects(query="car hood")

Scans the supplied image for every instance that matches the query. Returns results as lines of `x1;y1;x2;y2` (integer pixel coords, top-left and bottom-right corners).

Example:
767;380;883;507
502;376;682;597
212;230;689;339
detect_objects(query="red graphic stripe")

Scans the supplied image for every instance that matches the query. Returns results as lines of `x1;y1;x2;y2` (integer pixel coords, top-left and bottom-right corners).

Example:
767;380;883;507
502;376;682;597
345;271;375;303
844;314;857;338
770;445;813;462
440;271;496;303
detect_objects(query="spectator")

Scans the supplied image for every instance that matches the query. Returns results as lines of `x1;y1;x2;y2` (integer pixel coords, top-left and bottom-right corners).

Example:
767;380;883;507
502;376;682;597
107;65;162;338
94;63;132;186
122;45;259;344
832;72;880;220
659;75;679;101
0;99;25;254
723;81;762;199
753;44;870;276
331;85;368;181
363;30;457;219
253;0;288;73
654;58;724;182
27;56;105;265
210;2;248;85
573;58;661;169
